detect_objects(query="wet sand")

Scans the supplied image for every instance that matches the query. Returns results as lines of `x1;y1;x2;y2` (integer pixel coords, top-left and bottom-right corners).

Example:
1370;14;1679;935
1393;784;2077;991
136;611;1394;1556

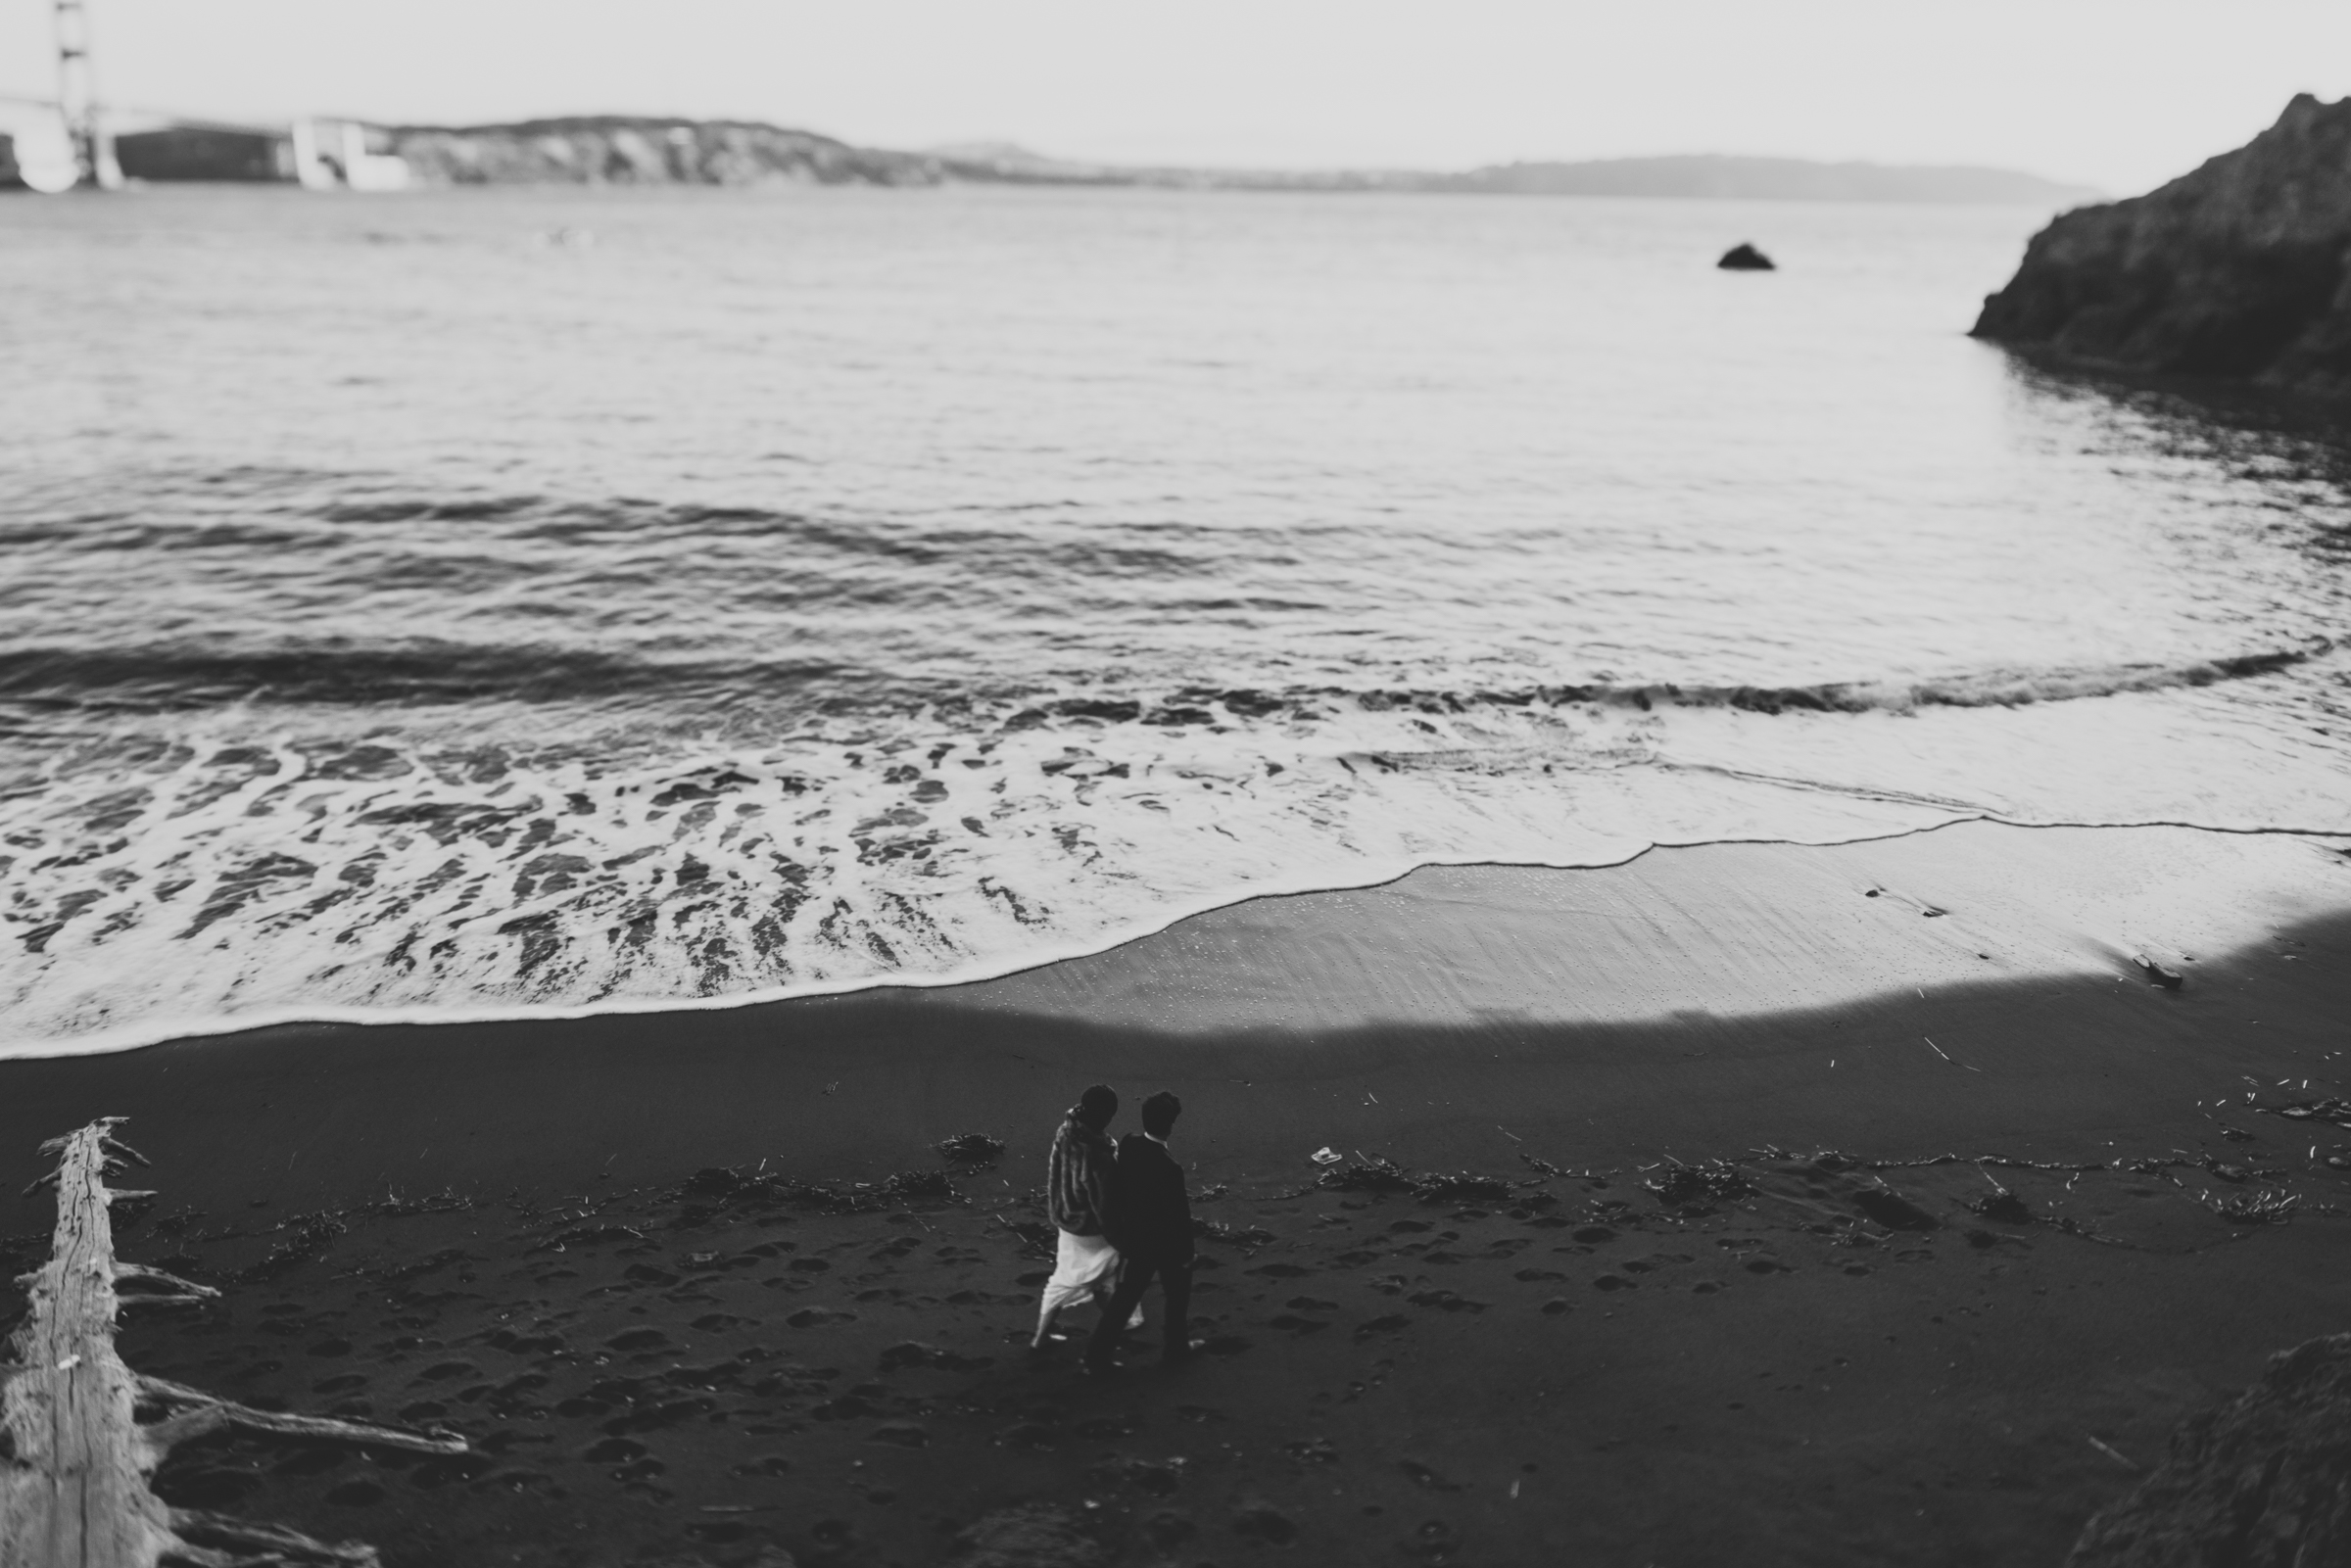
5;822;2351;1566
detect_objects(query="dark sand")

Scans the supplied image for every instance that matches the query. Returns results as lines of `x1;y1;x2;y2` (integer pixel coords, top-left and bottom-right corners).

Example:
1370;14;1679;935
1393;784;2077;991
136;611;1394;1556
5;824;2351;1566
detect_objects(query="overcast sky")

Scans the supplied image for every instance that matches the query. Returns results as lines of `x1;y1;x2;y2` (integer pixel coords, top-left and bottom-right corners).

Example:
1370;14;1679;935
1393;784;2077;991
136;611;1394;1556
6;0;2349;195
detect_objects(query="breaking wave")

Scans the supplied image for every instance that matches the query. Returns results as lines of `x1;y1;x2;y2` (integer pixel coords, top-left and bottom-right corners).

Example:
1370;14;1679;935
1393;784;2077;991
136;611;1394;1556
1;636;2325;719
5;638;2347;1058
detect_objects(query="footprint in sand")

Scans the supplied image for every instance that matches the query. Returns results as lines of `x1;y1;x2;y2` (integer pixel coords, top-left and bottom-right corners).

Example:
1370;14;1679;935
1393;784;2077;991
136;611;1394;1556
582;1437;647;1464
996;1421;1061;1450
1122;1458;1184;1496
1410;1519;1464;1560
1230;1502;1299;1544
1145;1510;1197;1548
273;1448;347;1478
1853;1190;1940;1231
154;1465;262;1509
786;1307;857;1328
1406;1290;1488;1313
878;1340;992;1372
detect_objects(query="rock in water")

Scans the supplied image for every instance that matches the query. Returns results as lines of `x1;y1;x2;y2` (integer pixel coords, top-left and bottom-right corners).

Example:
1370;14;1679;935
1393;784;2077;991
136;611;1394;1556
1717;242;1776;270
2067;1332;2351;1566
1974;94;2351;393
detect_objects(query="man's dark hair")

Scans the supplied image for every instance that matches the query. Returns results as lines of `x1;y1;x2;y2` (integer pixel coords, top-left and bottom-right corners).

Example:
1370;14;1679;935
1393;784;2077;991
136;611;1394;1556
1140;1091;1181;1139
1077;1084;1119;1128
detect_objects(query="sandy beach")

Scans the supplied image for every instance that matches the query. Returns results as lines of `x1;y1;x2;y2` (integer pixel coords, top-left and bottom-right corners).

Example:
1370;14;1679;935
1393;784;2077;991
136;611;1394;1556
7;820;2351;1567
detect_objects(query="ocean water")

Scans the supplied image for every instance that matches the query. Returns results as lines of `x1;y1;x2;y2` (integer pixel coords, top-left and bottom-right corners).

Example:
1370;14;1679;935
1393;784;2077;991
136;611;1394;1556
4;183;2348;1055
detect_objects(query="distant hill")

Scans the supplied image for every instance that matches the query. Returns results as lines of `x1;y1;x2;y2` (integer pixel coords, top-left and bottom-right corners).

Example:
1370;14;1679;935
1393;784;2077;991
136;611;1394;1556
930;141;1425;192
935;144;2095;205
76;116;2095;206
390;117;942;187
1434;155;2099;205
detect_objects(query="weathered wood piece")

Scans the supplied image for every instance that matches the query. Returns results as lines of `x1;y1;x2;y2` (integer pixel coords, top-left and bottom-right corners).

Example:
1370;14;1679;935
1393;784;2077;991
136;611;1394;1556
1;1119;465;1568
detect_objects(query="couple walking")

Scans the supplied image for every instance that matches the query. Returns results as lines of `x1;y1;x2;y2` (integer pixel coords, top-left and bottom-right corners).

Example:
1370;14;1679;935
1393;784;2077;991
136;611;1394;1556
1032;1084;1200;1373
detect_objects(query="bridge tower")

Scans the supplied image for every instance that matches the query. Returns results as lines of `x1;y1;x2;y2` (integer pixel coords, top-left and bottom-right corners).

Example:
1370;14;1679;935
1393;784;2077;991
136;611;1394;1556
53;0;122;187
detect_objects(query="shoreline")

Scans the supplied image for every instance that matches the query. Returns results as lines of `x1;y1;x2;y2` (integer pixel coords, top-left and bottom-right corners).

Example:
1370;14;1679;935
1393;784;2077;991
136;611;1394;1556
6;822;2351;1565
5;822;2345;1207
9;813;2347;1066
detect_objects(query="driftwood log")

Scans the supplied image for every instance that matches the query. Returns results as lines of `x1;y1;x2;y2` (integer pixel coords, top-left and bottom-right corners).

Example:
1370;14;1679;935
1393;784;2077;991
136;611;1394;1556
1;1119;465;1567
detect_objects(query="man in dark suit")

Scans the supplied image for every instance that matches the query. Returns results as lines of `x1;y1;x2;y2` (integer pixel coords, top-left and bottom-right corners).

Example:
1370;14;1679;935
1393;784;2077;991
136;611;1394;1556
1087;1090;1199;1372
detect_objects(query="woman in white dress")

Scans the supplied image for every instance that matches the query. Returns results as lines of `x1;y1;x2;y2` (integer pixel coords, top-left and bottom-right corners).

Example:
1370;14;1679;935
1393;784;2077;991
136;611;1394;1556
1032;1084;1141;1347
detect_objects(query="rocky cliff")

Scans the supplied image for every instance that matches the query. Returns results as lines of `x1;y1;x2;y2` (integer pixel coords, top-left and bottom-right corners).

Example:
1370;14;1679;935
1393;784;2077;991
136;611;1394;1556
2067;1332;2351;1566
390;118;941;188
1973;94;2351;394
